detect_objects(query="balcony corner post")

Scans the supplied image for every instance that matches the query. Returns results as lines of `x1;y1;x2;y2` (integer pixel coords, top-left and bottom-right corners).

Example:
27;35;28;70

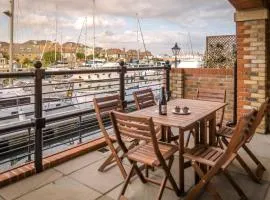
34;60;45;173
165;60;171;101
119;61;127;108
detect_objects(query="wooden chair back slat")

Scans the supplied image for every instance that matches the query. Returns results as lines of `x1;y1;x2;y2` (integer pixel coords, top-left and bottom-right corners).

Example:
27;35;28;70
133;88;156;110
196;88;226;127
226;109;257;155
93;94;123;136
110;111;162;158
246;97;269;142
196;88;226;103
112;111;152;141
95;94;121;103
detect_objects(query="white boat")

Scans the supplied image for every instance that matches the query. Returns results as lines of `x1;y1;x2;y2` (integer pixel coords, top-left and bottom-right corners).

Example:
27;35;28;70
177;58;203;68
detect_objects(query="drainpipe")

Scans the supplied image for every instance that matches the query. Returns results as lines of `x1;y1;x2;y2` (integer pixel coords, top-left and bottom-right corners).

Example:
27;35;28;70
227;45;237;127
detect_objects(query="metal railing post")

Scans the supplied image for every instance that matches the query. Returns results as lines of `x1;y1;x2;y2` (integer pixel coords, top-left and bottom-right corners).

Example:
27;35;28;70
27;127;32;162
119;61;127;108
78;116;82;143
165;61;171;101
34;61;45;173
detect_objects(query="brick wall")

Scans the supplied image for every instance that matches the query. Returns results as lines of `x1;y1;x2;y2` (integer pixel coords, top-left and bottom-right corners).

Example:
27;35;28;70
170;68;234;123
236;15;269;134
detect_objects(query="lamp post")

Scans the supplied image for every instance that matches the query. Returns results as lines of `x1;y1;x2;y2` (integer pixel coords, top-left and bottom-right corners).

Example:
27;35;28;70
172;43;180;68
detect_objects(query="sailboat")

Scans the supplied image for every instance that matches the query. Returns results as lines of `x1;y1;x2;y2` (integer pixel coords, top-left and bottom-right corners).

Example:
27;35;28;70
173;33;203;68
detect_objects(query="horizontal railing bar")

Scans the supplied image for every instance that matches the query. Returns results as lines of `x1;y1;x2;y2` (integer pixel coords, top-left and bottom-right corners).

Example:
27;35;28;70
0;72;35;78
0;94;34;100
0;85;34;90
42;124;99;143
126;66;165;71
0;66;165;79
45;68;121;76
43;78;120;86
42;90;119;103
126;83;162;91
0;153;33;166
42;130;104;151
0;143;33;156
0;141;33;151
0;107;93;134
42;121;108;139
42;133;96;152
125;78;164;85
41;83;120;95
131;73;165;78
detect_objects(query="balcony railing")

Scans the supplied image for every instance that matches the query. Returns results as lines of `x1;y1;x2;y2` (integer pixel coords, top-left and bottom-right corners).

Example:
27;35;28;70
0;61;171;174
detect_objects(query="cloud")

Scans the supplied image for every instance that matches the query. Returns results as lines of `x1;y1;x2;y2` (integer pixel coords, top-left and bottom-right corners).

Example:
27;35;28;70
0;0;235;54
71;16;126;30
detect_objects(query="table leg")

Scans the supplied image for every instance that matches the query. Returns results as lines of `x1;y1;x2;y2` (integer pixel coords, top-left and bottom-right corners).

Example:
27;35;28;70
161;125;166;142
179;128;185;195
209;112;216;146
199;120;207;145
167;127;172;143
199;120;207;175
194;123;200;184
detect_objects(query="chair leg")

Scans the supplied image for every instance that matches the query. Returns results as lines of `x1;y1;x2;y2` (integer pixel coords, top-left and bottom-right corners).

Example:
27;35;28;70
160;157;180;197
157;172;168;200
132;161;147;184
145;164;149;178
222;138;263;183
185;130;193;148
223;169;248;200
242;144;266;180
118;163;135;200
98;153;115;172
100;143;127;179
98;145;122;171
190;162;222;200
157;157;174;200
216;136;224;149
167;128;179;145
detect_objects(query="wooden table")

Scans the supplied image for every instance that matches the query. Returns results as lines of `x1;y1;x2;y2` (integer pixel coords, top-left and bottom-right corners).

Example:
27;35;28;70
130;98;227;194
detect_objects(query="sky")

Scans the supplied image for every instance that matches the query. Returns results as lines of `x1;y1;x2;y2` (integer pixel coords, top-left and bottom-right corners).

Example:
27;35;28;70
0;0;236;55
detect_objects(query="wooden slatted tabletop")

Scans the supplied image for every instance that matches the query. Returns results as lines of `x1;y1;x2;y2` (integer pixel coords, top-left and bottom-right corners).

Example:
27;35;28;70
130;99;226;128
130;98;227;194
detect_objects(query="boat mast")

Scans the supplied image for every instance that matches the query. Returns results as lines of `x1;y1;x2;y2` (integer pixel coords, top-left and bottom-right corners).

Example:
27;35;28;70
40;40;48;60
60;33;63;62
85;16;87;63
75;18;86;67
188;32;194;58
55;4;58;62
137;14;149;63
92;0;95;66
136;13;139;62
3;0;14;84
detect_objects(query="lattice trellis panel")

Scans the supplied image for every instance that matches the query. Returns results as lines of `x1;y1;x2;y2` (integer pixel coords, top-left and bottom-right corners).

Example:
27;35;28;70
205;35;236;68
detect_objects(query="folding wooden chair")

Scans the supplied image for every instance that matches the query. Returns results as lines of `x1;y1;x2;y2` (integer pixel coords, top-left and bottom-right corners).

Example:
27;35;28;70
217;98;269;183
185;88;226;148
184;109;257;200
93;94;137;179
133;88;157;110
110;111;180;200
